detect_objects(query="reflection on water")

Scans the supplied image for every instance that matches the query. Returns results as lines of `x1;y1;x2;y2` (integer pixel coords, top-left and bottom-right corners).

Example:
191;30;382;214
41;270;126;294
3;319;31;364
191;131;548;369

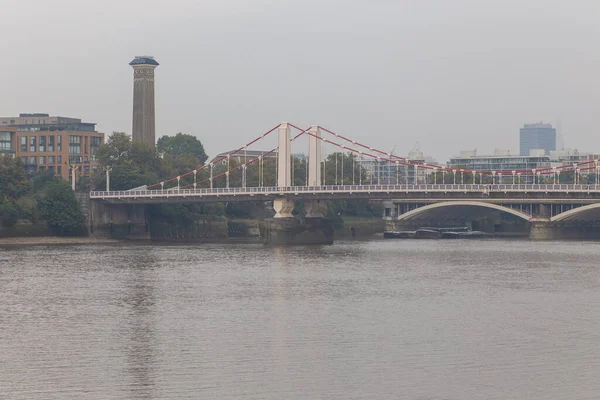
1;240;600;399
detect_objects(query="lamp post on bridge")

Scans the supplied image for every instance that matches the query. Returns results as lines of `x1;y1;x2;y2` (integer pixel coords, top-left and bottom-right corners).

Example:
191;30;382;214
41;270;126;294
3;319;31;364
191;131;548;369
69;164;79;191
433;167;438;184
531;169;536;184
176;176;181;189
460;169;464;184
517;172;521;184
472;171;476;186
498;172;502;184
103;165;112;191
552;167;557;185
595;159;599;185
160;181;164;191
536;171;541;185
491;171;496;185
573;163;577;184
193;169;197;189
452;169;457;185
242;164;247;188
512;170;516;185
556;170;560;184
209;163;214;189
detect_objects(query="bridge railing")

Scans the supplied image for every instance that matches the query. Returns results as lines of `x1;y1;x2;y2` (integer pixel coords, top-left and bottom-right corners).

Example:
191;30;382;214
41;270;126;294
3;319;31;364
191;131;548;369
89;183;600;199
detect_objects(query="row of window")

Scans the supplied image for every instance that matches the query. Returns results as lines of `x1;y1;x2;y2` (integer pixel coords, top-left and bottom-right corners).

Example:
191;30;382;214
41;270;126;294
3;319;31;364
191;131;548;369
20;155;99;165
21;156;62;165
31;165;98;175
18;135;102;154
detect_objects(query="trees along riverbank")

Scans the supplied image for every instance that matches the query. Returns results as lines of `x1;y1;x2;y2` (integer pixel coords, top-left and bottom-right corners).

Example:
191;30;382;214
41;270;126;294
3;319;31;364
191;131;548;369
0;156;85;236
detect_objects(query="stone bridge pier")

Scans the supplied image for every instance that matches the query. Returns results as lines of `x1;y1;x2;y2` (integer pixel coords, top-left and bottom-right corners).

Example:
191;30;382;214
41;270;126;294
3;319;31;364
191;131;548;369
266;197;333;245
88;199;150;240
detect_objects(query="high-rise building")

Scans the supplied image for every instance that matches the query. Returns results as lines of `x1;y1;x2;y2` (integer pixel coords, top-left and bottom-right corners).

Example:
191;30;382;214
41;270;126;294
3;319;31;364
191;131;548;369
130;56;159;146
519;122;556;156
0;113;104;183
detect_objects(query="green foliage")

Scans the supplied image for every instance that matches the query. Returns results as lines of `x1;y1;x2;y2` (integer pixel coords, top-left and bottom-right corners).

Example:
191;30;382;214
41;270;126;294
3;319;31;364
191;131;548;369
157;133;208;165
15;196;39;223
94;132;165;190
0;197;19;227
323;152;366;185
30;169;57;193
38;178;84;235
0;155;29;200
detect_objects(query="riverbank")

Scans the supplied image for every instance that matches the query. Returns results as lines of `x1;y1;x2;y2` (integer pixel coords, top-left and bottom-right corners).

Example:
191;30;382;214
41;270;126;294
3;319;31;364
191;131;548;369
0;237;119;246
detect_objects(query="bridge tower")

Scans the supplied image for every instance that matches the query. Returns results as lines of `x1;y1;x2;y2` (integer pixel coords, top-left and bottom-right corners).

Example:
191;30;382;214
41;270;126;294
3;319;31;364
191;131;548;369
277;122;291;187
308;125;322;186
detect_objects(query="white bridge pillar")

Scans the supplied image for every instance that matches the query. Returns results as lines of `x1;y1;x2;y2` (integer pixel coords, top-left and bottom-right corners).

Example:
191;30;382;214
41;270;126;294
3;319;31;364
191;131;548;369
308;125;322;186
277;122;291;187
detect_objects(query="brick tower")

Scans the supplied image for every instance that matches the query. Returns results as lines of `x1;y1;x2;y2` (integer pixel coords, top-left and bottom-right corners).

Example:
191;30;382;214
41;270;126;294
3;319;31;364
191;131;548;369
130;56;159;146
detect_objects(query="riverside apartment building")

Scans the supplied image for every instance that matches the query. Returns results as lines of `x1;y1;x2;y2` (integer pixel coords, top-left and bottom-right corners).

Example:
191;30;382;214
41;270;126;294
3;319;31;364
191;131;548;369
0;113;104;183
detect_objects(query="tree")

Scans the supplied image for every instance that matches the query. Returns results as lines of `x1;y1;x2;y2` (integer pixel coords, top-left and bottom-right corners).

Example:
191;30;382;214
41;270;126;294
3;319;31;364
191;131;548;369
157;133;208;165
38;178;84;235
323;152;367;185
94;132;166;190
0;155;29;200
0;197;19;227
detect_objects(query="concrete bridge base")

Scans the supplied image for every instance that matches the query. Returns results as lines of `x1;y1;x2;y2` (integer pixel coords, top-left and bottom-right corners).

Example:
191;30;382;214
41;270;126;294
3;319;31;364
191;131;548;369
88;200;150;240
264;217;334;245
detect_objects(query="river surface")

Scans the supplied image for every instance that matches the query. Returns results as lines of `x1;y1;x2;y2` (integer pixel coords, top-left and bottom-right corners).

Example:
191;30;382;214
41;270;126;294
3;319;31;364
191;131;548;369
1;239;599;399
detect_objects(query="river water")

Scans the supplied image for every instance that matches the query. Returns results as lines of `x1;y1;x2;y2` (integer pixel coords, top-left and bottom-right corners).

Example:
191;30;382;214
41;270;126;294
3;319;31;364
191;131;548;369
1;239;599;399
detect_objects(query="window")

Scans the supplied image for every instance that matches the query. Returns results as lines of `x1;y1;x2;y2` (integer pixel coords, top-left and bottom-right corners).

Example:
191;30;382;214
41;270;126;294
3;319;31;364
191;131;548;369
39;156;45;165
57;155;62;164
57;135;62;152
29;136;36;152
57;166;62;176
39;136;46;152
29;156;36;165
20;136;27;152
69;135;81;154
48;136;55;152
0;131;11;152
90;136;102;154
69;155;82;164
48;156;55;164
48;166;55;174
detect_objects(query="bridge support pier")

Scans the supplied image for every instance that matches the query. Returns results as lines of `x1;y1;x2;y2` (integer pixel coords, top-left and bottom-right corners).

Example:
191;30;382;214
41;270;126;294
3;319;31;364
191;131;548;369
89;202;150;240
267;197;333;244
529;221;560;240
265;217;334;245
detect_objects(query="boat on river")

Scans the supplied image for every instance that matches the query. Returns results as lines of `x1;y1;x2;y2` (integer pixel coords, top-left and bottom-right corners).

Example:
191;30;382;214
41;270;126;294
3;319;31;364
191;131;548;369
383;226;486;239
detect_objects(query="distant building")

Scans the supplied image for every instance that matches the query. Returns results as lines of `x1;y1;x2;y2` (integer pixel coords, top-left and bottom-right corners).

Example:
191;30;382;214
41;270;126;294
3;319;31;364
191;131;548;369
0;113;104;183
520;122;556;156
448;149;551;183
356;150;437;184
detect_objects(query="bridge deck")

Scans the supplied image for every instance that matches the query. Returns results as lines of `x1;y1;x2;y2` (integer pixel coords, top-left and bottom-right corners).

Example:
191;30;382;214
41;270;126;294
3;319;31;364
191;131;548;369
90;184;600;204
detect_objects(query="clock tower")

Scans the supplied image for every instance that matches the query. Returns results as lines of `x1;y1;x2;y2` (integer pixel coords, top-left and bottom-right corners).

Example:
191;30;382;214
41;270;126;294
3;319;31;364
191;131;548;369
130;56;159;147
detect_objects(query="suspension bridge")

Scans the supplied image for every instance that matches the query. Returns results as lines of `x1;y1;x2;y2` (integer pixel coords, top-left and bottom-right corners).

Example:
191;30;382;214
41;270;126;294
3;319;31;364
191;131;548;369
87;123;600;243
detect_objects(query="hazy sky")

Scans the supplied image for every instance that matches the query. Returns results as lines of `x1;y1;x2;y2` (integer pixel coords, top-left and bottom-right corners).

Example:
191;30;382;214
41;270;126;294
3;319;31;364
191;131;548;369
1;0;599;162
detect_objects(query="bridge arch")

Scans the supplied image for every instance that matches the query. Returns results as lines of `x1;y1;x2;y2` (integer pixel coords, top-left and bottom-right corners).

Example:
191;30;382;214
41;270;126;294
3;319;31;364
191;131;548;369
396;201;532;222
551;203;600;223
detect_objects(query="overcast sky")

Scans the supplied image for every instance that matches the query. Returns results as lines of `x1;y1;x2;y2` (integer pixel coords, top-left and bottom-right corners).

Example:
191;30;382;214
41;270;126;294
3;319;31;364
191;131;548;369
1;0;599;162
